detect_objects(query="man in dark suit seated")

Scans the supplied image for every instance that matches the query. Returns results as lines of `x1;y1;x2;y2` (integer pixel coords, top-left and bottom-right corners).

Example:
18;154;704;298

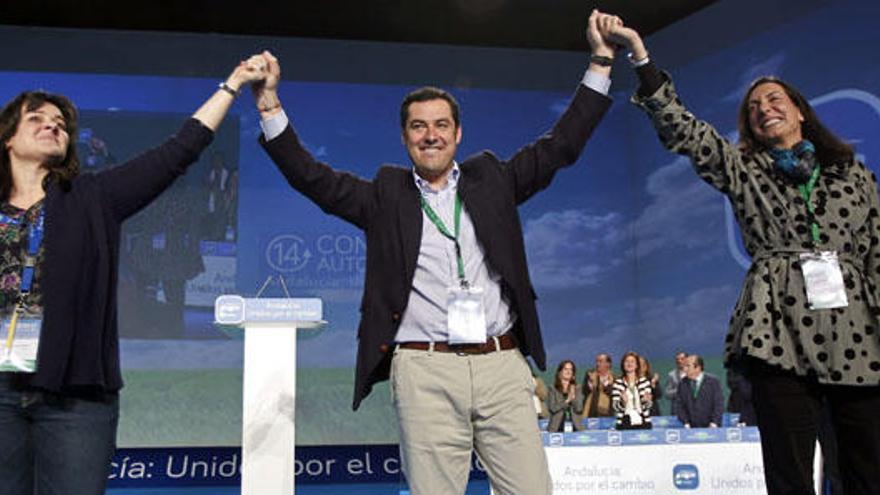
675;354;724;428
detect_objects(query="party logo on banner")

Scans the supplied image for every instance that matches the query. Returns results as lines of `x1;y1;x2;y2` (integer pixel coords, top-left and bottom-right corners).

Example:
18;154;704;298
682;429;721;443
726;428;743;442
606;431;622;446
652;416;681;428
624;430;663;444
744;427;762;442
673;464;700;490
566;432;604;446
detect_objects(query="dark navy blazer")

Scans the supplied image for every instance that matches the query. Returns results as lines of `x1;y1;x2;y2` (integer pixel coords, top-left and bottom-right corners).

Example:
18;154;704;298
261;85;611;409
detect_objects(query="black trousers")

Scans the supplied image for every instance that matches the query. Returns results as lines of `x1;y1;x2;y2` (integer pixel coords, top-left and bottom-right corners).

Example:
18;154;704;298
748;360;880;495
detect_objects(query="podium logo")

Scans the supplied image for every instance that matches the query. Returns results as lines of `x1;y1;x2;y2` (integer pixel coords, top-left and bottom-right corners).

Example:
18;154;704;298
673;464;699;490
548;433;564;447
665;429;681;444
214;295;245;325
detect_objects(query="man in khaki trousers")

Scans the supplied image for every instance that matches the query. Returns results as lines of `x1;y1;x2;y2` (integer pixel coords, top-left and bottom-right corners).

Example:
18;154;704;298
252;10;618;494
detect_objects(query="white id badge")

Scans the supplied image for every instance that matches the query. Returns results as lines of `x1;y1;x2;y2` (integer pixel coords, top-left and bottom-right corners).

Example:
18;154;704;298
799;251;849;310
0;316;42;373
446;285;487;344
627;410;643;426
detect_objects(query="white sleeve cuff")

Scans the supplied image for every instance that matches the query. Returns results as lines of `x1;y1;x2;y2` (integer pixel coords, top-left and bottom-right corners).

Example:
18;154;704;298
582;70;611;95
260;109;290;141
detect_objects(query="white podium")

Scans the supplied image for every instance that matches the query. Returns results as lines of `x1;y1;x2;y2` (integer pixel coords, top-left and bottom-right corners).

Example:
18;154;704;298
215;295;324;495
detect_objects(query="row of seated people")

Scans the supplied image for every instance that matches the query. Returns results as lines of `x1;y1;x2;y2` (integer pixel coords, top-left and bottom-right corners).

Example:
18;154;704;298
535;351;754;432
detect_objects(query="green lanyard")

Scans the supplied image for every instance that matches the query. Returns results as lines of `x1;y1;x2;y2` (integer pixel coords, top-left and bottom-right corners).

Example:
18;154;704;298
692;379;701;399
627;380;639;400
798;166;822;244
419;194;467;286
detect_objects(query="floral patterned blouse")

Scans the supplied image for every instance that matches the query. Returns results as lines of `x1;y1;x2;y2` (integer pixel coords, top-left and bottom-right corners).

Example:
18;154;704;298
0;200;45;318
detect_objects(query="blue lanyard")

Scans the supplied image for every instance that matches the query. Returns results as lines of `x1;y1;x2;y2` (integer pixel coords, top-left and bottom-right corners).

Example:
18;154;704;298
0;207;45;295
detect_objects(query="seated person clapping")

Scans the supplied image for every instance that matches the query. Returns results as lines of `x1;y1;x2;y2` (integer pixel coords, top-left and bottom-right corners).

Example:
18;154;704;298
547;360;585;432
612;352;653;429
583;352;616;417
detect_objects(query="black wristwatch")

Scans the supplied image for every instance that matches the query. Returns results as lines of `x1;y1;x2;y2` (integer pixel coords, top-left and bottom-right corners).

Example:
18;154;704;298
589;54;614;67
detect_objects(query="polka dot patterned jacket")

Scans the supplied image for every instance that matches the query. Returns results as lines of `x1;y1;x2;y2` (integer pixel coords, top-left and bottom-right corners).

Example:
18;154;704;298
633;75;880;386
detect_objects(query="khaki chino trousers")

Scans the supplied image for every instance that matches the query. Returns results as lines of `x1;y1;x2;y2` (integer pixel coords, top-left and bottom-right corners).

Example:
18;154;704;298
391;345;552;495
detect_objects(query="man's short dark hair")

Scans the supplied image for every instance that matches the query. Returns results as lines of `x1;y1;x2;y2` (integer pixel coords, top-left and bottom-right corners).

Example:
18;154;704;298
400;86;460;130
692;355;705;370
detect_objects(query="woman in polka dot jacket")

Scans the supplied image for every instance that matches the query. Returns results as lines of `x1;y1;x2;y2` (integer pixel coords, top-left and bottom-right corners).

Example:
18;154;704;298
595;11;880;495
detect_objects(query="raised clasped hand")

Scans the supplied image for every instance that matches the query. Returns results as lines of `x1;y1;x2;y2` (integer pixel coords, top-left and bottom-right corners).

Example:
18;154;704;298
586;9;620;57
593;11;645;58
224;54;269;93
250;50;281;96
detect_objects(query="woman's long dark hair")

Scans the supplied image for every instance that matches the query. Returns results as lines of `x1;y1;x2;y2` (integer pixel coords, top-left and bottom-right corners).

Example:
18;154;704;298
737;77;854;168
619;351;642;378
554;360;577;393
638;355;654;380
0;91;80;200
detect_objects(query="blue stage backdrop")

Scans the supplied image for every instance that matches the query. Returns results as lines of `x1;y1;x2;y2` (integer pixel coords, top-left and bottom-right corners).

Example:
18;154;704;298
0;0;876;451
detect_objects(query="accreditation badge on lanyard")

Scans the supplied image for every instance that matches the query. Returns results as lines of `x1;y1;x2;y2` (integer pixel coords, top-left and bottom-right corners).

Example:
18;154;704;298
447;284;487;344
0;315;42;373
793;166;848;310
0;207;45;373
799;251;848;310
420;193;488;344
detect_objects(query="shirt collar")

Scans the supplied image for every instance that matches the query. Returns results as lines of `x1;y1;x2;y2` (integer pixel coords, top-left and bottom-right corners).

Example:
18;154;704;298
413;162;459;194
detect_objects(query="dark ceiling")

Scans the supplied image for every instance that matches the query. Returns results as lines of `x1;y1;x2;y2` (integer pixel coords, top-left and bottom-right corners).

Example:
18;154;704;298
4;0;717;51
